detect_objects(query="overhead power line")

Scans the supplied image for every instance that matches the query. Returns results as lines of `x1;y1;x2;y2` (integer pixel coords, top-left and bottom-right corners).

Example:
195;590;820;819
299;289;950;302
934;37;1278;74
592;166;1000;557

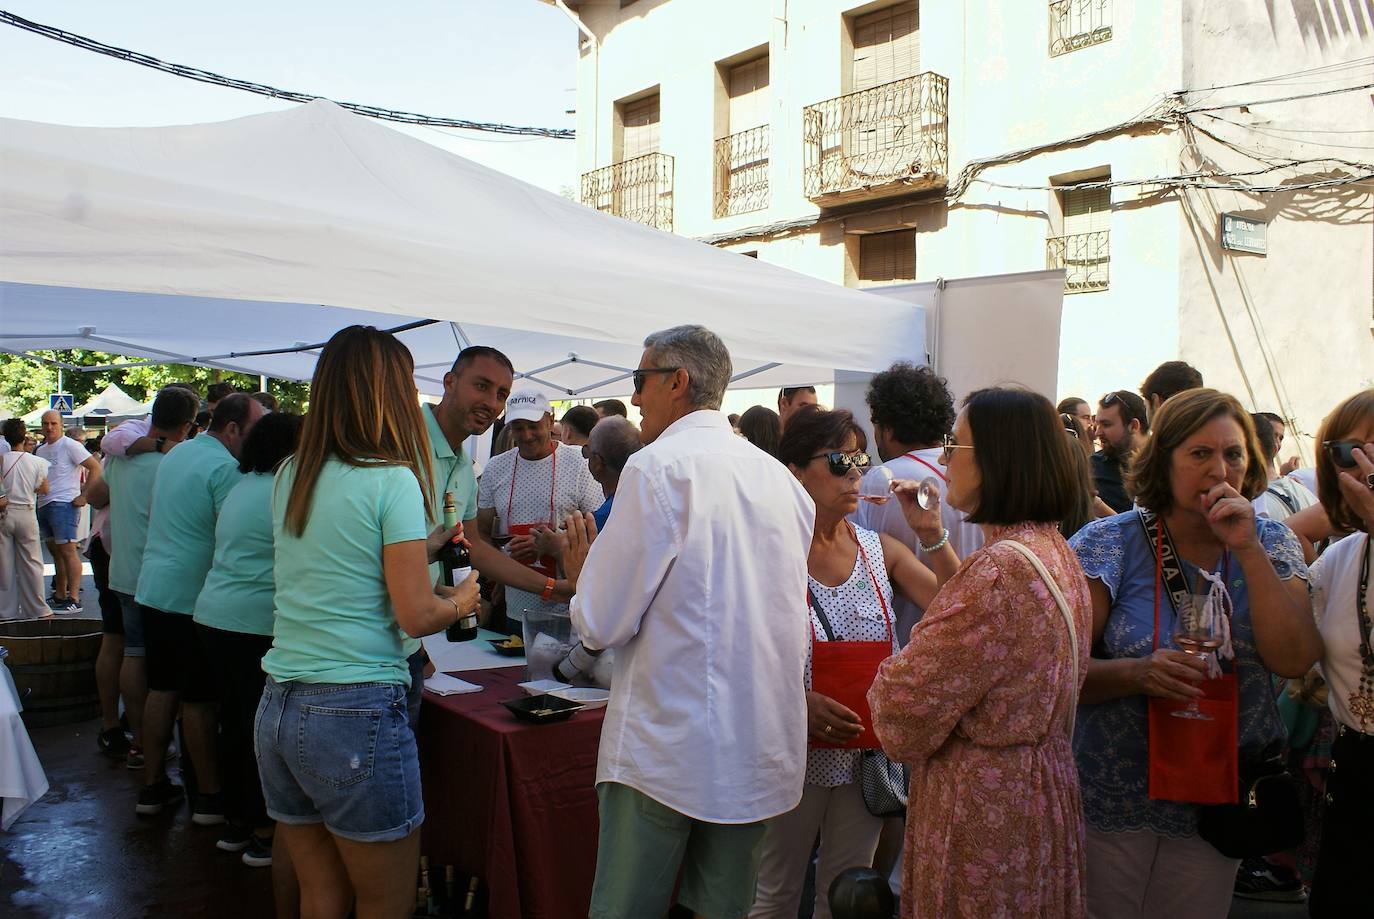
0;9;575;139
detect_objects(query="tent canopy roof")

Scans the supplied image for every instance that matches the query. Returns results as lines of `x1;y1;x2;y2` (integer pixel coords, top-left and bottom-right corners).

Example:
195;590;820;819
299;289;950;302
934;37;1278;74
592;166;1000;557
0;100;925;397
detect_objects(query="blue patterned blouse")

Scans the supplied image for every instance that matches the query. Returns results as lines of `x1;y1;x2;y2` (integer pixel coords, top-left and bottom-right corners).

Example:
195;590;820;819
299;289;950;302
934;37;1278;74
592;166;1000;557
1069;509;1307;838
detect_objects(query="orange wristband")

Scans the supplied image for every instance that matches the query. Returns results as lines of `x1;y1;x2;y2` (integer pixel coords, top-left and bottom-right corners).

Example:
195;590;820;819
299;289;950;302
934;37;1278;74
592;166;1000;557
541;577;556;602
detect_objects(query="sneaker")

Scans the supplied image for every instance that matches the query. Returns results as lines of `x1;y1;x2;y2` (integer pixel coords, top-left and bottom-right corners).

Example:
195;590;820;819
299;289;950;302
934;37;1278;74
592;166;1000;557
216;824;254;853
97;726;131;758
191;792;226;826
126;745;145;770
46;594;62;609
135;778;185;816
1234;858;1306;902
60;598;83;613
241;836;273;868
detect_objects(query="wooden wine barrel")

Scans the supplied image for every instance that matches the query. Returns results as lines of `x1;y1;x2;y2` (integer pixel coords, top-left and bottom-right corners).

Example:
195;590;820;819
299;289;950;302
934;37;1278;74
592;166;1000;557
0;617;103;728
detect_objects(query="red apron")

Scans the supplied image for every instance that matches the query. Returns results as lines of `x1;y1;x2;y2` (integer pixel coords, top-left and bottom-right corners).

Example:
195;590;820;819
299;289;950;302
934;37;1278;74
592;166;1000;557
1146;521;1239;804
505;449;558;580
809;525;895;751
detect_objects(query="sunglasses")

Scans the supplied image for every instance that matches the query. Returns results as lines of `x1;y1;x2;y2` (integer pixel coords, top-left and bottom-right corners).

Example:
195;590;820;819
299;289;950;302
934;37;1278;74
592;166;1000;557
1101;392;1123;408
1323;439;1367;469
631;366;680;394
810;451;871;476
940;433;975;463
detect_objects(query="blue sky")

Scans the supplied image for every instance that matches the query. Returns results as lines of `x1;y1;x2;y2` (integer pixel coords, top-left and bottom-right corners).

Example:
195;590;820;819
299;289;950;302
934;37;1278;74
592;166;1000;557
0;0;579;192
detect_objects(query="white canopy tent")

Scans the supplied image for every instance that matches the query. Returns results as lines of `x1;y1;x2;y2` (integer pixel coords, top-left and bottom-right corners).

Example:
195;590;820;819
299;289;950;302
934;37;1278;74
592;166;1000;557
0;100;928;397
19;382;149;426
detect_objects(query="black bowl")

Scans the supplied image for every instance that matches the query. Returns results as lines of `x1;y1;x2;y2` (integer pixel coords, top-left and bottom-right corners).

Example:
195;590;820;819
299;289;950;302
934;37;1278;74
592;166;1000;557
487;639;525;657
500;694;582;724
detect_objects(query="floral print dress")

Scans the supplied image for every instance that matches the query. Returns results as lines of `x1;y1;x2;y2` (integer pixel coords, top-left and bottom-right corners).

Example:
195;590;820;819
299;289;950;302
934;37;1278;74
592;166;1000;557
869;522;1092;918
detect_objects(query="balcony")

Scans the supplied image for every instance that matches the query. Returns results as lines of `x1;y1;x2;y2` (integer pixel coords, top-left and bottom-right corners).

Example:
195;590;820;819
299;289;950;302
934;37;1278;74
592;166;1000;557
1047;230;1110;293
713;125;770;218
802;72;949;205
580;152;675;232
1049;0;1112;57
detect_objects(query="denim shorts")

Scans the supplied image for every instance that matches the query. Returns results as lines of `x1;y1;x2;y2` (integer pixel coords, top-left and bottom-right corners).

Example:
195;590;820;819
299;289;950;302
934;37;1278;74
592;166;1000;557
114;592;145;656
36;501;79;544
254;677;423;842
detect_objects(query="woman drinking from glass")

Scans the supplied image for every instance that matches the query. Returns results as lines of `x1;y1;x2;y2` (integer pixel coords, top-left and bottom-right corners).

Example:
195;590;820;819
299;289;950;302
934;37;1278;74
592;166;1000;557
1306;389;1374;916
254;326;480;919
750;407;958;919
868;387;1093;918
1070;388;1321;919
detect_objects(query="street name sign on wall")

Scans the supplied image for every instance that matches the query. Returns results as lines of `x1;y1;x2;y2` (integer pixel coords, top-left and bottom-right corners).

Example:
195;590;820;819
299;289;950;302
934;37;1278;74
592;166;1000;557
1220;214;1267;255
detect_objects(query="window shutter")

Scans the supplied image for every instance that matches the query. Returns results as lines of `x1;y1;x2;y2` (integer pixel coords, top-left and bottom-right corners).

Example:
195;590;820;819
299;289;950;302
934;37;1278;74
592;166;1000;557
728;57;770;133
853;2;920;91
622;95;661;160
1063;185;1110;236
858;231;916;285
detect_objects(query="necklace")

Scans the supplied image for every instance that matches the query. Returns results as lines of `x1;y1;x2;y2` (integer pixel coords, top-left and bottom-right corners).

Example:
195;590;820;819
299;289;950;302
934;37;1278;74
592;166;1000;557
1349;536;1374;731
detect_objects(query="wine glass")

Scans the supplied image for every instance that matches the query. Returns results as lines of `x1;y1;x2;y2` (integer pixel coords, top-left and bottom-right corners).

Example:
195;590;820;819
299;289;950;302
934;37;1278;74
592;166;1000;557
1170;591;1219;721
858;466;895;504
915;476;942;511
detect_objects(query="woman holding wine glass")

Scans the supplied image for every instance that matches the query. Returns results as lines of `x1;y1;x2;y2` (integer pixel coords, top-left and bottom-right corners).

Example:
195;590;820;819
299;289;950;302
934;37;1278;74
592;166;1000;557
867;387;1094;918
1069;388;1321;919
749;407;957;919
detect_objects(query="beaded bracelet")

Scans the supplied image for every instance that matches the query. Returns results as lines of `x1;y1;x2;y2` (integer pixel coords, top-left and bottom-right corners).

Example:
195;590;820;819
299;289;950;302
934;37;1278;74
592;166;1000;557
919;528;950;553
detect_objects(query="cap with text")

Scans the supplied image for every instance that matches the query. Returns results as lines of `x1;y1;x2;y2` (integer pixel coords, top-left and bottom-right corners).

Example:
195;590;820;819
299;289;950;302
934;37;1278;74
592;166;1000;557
504;389;552;424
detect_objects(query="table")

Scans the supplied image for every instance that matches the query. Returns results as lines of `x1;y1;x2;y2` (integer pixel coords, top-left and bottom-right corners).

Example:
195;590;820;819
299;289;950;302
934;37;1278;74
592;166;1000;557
0;656;48;831
418;666;603;919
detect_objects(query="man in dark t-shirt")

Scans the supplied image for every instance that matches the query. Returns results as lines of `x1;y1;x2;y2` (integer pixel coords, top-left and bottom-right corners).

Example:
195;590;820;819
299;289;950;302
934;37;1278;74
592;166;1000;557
1092;390;1149;513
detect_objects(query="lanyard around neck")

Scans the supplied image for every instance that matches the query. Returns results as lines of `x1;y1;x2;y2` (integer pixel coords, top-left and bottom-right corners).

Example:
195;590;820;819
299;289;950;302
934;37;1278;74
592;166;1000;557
903;451;947;483
1152;518;1230;650
507;447;557;526
807;522;894;644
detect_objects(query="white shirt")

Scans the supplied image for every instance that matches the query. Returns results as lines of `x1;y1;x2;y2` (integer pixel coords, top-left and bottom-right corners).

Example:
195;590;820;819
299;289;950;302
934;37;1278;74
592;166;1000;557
0;439;9;455
1252;476;1318;522
570;410;815;823
35;437;90;506
851;447;984;642
477;442;603;621
0;453;49;508
1287;466;1318;497
1314;532;1371;732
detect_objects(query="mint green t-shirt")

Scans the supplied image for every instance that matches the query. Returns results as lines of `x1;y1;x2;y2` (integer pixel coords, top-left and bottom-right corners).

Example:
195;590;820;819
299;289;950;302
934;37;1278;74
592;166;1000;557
106;452;166;596
136;435;243;614
415;404;480;655
263;458;429;687
194;473;275;637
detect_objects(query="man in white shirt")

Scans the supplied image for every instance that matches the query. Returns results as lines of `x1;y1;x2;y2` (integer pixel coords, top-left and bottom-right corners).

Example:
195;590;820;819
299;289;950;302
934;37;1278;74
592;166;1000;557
475;389;602;628
36;410;101;613
852;361;983;642
1250;411;1317;522
563;325;815;919
777;385;818;431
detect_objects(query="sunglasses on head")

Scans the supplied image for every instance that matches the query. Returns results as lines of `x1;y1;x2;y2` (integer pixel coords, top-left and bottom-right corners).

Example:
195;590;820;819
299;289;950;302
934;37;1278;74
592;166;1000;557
1323;439;1366;469
810;451;871;475
631;367;680;394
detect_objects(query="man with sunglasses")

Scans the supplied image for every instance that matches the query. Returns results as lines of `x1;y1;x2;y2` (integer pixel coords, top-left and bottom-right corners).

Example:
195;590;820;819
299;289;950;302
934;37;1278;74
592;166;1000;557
1094;390;1150;513
561;325;815;919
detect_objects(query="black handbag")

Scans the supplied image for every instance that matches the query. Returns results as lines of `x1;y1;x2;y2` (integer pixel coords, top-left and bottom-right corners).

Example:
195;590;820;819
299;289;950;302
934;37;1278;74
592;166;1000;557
858;749;909;818
1196;758;1304;858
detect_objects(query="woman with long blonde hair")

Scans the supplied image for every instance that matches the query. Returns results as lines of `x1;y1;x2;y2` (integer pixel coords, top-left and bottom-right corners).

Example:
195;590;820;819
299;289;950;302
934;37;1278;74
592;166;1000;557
255;326;478;918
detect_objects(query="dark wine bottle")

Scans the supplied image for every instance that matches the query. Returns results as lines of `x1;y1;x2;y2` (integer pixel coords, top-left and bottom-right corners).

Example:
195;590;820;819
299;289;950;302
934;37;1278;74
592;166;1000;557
441;491;479;642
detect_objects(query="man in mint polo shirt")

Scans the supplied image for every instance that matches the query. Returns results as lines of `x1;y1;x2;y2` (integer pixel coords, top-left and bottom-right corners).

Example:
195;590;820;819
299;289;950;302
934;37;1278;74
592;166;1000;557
134;394;266;819
104;387;199;772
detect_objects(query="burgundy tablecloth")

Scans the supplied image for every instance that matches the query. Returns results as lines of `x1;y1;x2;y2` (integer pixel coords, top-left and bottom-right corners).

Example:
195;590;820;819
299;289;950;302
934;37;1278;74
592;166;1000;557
418;667;603;919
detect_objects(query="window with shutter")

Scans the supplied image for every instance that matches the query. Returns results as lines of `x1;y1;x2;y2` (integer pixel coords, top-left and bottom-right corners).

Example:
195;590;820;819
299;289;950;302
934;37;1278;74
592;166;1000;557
852;2;920;92
1063;185;1110;236
622;95;661;161
1050;181;1110;292
728;57;769;133
858;231;916;286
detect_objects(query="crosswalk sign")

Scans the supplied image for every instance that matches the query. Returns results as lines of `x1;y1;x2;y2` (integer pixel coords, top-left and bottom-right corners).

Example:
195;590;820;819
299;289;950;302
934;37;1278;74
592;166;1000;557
49;393;74;413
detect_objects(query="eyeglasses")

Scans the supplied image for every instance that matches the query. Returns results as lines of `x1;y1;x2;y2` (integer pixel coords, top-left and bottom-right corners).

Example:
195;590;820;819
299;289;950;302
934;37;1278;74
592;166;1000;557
810;451;871;476
1101;392;1123;408
631;367;680;394
940;433;975;463
1323;439;1366;469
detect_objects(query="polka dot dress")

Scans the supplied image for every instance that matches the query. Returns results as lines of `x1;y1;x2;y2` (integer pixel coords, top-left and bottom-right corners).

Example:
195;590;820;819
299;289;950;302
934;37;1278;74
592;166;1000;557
804;525;897;788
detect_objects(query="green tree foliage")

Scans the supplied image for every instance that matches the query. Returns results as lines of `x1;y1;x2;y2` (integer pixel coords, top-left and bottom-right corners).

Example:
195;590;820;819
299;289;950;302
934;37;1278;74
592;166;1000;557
0;351;308;420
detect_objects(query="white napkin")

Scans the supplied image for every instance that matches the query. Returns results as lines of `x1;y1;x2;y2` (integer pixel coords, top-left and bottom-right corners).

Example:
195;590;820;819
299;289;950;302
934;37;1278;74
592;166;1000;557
423;673;483;696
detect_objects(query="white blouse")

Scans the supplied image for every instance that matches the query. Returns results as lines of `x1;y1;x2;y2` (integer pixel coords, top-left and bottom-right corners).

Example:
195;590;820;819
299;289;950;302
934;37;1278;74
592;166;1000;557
1313;532;1372;732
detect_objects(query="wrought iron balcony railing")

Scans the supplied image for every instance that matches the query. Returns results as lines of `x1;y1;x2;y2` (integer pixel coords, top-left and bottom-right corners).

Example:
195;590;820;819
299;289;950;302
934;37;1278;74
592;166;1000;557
1049;0;1112;57
1047;230;1110;293
803;72;949;202
580;152;675;232
713;125;770;218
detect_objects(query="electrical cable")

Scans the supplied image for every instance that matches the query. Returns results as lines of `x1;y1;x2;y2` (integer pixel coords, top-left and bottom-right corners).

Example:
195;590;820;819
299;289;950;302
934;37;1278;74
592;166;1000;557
0;9;575;139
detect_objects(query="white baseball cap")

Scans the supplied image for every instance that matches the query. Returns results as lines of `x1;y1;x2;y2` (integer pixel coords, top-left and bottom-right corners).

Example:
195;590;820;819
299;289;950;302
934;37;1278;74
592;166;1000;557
504;389;551;424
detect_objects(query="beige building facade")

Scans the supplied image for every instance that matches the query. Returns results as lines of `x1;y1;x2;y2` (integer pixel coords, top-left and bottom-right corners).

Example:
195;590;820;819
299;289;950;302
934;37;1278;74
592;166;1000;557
550;0;1373;457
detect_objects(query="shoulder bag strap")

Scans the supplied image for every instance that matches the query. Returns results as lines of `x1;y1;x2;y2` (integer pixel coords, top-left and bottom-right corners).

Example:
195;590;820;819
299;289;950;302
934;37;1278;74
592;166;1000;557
1264;483;1300;516
805;585;838;642
1001;540;1080;740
